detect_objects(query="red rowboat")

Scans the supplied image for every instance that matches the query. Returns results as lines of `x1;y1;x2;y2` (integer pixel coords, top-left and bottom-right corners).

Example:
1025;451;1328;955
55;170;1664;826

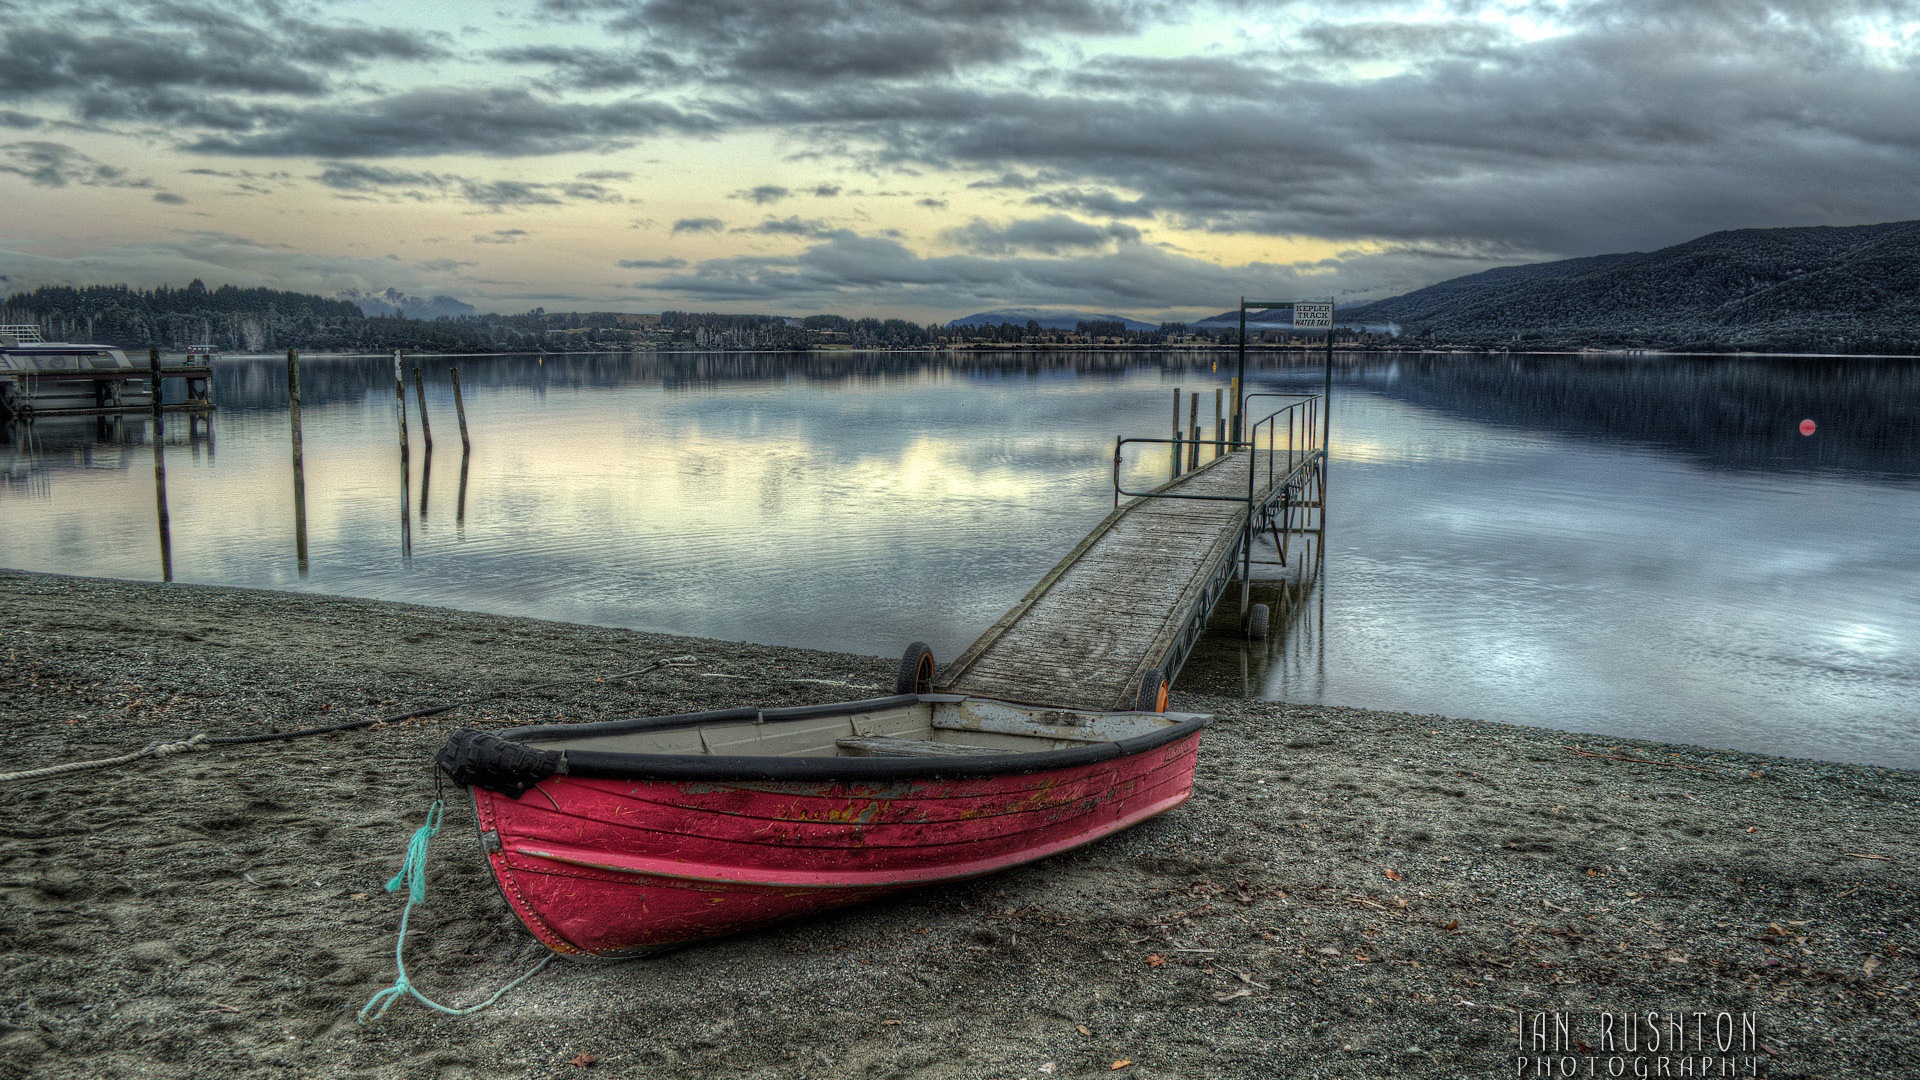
434;692;1209;956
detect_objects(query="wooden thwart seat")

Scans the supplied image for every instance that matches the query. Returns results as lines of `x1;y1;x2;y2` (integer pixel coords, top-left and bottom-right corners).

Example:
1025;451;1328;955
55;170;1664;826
836;736;1018;758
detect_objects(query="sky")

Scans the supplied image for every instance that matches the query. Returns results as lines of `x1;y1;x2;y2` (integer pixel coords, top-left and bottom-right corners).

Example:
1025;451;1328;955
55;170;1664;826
2;0;1918;322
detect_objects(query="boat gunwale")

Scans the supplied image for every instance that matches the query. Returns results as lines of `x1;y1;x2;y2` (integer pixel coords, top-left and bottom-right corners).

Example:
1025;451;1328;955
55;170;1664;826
482;693;1210;783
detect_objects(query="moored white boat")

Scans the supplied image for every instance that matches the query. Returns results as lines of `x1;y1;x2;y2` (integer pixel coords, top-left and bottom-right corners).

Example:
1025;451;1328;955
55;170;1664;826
0;325;150;416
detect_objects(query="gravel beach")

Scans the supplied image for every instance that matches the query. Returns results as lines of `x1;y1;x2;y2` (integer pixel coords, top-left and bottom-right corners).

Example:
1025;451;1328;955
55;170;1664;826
2;569;1915;1079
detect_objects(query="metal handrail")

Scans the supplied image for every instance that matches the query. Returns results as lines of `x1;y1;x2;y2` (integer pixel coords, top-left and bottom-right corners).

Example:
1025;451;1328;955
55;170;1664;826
1112;396;1319;506
1242;393;1319;502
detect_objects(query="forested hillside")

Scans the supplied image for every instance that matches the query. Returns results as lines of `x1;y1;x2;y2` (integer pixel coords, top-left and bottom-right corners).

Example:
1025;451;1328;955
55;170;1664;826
1342;221;1920;353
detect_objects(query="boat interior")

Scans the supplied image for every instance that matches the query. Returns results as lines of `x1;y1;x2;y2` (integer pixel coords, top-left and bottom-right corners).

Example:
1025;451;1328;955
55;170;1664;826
516;696;1206;760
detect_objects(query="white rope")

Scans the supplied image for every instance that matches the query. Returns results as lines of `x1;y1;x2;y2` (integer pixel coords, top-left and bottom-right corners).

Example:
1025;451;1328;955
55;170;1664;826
0;733;210;783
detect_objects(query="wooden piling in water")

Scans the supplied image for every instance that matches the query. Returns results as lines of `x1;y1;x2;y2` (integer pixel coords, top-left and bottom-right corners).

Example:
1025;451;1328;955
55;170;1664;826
456;446;470;528
288;348;308;576
393;350;409;464
393;351;410;558
413;366;432;452
450;367;471;452
1188;392;1200;469
149;348;172;582
1213;388;1224;458
1170;388;1182;478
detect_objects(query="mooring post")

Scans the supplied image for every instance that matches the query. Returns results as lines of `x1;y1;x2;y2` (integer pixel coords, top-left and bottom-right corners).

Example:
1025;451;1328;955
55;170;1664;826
1229;376;1241;448
288;348;308;577
1188;393;1200;470
456;446;470;530
393;350;409;464
393;350;411;558
450;367;471;452
1170;387;1182;478
1113;436;1122;509
1213;388;1223;458
149;348;172;582
413;366;432;452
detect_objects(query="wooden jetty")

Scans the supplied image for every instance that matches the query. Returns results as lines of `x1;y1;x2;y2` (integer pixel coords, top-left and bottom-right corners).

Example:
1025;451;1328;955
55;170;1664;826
935;394;1325;713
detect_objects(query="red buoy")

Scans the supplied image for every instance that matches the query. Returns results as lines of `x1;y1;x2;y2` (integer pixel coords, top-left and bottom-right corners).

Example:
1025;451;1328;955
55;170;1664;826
1799;419;1817;436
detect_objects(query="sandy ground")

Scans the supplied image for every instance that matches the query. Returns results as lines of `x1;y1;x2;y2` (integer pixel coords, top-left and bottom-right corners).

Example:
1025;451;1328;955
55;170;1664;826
1;569;1916;1079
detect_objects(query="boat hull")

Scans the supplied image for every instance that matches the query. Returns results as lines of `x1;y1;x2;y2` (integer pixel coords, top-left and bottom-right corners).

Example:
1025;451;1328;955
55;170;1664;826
470;730;1202;955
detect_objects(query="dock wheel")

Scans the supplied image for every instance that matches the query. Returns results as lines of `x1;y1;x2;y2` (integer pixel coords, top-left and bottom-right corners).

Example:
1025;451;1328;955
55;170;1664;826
894;642;935;695
1246;603;1270;641
1135;667;1169;713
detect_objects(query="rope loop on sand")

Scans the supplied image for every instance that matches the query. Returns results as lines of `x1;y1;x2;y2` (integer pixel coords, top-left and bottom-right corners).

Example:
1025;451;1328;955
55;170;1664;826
358;799;553;1024
0;732;209;783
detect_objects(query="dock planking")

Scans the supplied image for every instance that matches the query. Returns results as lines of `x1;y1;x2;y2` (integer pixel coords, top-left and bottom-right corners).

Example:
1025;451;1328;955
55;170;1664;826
938;444;1319;712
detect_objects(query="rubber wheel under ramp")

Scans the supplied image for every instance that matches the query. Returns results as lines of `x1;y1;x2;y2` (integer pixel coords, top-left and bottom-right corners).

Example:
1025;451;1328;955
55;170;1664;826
1135;667;1169;713
1247;603;1270;641
895;642;936;695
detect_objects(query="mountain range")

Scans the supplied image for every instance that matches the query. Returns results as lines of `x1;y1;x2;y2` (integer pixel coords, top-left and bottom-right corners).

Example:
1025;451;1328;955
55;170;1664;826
1337;220;1920;352
340;287;478;321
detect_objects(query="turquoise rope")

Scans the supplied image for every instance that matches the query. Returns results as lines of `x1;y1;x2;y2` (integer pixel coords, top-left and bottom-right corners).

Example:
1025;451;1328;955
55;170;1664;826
358;799;554;1024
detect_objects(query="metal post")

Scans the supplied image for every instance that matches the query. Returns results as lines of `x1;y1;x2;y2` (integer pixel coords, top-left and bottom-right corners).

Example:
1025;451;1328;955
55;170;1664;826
288;348;308;577
149;348;172;582
1235;300;1246;443
1322;300;1334;459
1322;300;1334;531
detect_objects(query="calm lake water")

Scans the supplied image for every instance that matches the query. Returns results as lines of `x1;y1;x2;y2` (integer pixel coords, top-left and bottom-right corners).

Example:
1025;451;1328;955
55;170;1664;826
4;350;1916;768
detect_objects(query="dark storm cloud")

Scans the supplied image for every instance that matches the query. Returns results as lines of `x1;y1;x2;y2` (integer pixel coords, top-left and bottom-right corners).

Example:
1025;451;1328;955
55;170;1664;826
618;256;687;268
642;227;1388;310
725;1;1920;257
813;184;841;197
0;5;447;130
671;217;725;233
152;191;186;203
739;216;836;237
0;140;153;188
944;214;1140;254
1025;188;1154;219
311;161;625;210
476;229;530;244
489;44;690;90
192;88;714;157
734;185;791;204
0;110;46;129
512;0;1153;88
313;162;447;193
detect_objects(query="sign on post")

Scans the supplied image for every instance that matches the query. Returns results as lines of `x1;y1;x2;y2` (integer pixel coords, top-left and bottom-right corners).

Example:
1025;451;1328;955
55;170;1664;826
1293;302;1333;328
